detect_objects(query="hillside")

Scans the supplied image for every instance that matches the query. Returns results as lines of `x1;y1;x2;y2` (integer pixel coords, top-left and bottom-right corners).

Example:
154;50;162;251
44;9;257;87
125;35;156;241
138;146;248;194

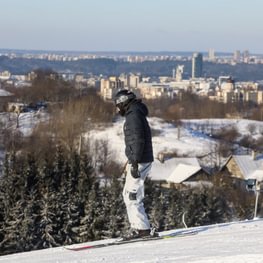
1;219;263;263
88;117;263;167
2;112;263;176
1;55;263;80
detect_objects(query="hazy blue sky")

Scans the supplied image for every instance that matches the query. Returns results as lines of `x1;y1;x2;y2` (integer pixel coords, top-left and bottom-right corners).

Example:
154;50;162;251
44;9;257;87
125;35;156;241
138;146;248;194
1;0;263;53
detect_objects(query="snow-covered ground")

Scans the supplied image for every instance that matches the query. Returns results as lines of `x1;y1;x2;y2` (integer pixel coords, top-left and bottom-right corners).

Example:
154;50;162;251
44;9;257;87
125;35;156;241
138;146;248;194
87;117;216;165
1;219;263;263
88;117;263;166
0;112;48;173
0;111;48;137
1;114;263;262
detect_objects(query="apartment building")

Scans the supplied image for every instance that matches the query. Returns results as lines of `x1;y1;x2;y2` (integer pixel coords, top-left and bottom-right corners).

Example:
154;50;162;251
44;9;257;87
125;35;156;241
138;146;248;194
137;82;174;99
100;76;125;100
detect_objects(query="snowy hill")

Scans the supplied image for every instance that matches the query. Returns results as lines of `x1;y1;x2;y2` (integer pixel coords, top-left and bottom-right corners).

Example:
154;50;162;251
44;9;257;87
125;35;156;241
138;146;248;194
87;117;263;177
1;219;263;263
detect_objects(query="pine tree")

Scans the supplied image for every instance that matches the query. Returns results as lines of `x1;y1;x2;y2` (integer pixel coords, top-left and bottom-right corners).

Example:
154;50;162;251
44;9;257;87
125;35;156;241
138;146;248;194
79;181;102;242
78;153;94;202
164;190;182;230
1;199;28;254
101;175;127;238
0;153;28;255
36;193;59;249
149;186;166;230
35;155;62;249
14;154;42;252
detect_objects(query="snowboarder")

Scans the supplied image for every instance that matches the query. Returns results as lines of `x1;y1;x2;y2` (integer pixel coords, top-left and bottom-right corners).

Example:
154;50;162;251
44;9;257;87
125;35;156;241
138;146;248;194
114;89;155;240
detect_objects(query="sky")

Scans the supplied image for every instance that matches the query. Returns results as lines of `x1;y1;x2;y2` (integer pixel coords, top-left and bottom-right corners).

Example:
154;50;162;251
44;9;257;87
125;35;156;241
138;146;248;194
1;0;263;54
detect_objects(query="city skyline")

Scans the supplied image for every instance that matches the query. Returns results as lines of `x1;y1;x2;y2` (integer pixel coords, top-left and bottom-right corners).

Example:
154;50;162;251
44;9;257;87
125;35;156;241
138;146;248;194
1;0;263;54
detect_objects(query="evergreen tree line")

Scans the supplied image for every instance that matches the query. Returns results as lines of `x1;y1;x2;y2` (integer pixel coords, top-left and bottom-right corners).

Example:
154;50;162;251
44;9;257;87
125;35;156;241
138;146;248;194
0;145;256;255
145;175;256;232
0;146;127;255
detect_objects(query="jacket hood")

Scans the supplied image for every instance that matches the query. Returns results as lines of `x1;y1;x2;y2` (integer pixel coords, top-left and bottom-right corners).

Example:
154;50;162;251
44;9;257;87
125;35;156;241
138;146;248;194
126;99;149;116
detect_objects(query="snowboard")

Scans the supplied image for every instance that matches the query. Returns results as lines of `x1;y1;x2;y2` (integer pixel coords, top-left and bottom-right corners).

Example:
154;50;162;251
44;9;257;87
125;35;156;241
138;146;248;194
64;229;198;251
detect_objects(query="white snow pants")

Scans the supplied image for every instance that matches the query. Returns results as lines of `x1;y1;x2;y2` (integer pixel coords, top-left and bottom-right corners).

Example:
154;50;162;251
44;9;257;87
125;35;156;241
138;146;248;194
123;162;152;230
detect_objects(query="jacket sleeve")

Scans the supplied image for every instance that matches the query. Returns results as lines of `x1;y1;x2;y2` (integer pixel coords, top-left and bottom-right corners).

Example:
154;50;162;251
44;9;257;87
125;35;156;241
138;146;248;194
126;111;145;162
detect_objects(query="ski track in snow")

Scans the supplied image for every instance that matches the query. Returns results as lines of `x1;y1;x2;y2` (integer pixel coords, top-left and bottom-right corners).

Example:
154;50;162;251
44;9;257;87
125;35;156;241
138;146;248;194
1;219;263;263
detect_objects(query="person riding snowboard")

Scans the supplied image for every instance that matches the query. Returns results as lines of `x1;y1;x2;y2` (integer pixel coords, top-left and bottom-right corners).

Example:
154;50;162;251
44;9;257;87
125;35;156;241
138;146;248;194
114;89;156;240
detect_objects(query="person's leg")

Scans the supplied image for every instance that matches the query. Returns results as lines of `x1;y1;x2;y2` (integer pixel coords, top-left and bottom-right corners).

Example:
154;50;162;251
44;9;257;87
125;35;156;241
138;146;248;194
122;163;152;230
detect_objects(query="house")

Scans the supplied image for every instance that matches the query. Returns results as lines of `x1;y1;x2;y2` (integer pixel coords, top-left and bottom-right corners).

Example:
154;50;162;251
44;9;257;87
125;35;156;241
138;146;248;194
149;157;210;189
0;89;14;111
225;153;263;182
7;102;26;113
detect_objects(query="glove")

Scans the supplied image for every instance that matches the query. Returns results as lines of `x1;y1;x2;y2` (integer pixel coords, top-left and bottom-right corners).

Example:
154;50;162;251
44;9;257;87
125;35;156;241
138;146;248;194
130;161;140;178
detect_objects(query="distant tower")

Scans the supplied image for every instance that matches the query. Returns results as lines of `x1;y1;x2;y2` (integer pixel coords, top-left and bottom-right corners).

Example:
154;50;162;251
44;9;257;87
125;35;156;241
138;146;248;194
233;50;241;62
208;48;215;61
243;50;250;63
176;65;184;81
172;68;176;79
192;52;203;78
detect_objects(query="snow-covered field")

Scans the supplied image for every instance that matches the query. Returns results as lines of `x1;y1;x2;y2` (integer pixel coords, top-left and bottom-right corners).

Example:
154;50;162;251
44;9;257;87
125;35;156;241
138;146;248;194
88;117;263;166
1;219;263;263
2;112;263;163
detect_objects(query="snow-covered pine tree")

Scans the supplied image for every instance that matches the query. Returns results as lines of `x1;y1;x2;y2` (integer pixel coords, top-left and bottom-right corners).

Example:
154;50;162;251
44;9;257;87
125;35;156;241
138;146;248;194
0;153;28;255
78;181;102;242
164;189;182;230
35;157;61;249
148;186;166;230
77;153;94;202
18;154;43;252
36;192;60;249
100;174;127;238
60;152;82;245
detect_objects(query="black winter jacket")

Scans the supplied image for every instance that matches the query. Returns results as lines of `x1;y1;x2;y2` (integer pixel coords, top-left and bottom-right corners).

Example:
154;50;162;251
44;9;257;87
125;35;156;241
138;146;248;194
123;100;154;164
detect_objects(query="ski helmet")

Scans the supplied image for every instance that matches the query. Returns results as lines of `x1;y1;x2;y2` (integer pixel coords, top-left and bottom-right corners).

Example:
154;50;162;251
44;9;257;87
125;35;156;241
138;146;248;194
114;89;136;115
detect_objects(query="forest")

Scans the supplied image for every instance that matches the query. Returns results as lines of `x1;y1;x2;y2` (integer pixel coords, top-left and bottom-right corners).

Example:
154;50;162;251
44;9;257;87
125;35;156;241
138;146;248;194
0;71;261;255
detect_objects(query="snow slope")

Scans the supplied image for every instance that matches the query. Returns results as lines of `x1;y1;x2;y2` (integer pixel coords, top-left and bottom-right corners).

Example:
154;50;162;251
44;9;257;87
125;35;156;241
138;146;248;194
1;219;263;263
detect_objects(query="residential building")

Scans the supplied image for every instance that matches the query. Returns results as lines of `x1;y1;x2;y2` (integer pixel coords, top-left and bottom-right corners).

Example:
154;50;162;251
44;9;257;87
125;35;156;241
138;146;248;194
128;74;140;88
0;71;11;80
149;157;210;189
100;76;125;100
0;89;14;111
225;153;263;182
137;82;173;99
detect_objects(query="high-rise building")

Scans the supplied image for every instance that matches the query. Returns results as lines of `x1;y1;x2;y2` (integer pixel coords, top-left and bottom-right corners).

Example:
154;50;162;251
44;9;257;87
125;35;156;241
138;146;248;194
208;48;215;61
243;50;250;63
192;53;203;78
233;50;241;62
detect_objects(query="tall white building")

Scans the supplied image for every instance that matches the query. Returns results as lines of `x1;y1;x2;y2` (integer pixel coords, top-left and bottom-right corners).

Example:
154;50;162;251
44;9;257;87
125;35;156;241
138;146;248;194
175;65;184;81
243;50;250;63
233;50;241;62
208;48;215;61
